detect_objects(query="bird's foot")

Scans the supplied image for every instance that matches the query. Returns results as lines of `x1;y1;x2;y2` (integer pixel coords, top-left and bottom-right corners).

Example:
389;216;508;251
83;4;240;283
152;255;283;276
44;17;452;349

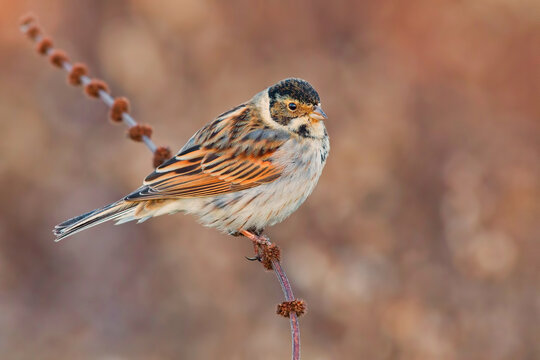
240;229;280;270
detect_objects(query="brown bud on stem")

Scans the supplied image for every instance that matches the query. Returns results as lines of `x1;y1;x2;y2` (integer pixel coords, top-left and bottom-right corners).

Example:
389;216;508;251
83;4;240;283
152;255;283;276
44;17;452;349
84;79;110;98
260;243;281;270
36;37;53;55
26;24;41;40
153;146;172;168
128;124;153;142
68;63;89;86
110;97;130;123
49;49;69;68
20;14;37;27
277;300;306;318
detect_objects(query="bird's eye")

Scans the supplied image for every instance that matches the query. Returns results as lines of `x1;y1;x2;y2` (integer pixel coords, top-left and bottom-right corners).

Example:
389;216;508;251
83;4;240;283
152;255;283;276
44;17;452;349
288;102;297;111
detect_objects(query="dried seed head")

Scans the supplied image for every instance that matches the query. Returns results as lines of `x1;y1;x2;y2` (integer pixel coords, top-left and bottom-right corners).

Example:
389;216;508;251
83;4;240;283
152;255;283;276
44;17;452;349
128;124;153;142
84;79;110;98
153;146;172;168
19;15;165;169
49;49;69;68
277;299;307;318
20;13;37;27
259;243;281;270
26;24;42;40
36;37;53;55
110;97;130;123
68;63;89;86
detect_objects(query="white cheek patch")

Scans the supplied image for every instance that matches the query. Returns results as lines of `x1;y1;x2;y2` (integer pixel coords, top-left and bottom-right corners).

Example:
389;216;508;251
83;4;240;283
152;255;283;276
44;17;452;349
258;91;275;125
257;91;293;131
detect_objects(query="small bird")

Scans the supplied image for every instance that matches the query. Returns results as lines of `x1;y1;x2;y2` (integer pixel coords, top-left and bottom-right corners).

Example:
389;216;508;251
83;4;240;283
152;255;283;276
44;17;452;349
54;78;329;243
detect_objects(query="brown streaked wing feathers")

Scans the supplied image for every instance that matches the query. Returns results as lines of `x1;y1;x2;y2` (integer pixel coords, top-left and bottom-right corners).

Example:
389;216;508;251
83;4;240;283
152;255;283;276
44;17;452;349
125;106;290;201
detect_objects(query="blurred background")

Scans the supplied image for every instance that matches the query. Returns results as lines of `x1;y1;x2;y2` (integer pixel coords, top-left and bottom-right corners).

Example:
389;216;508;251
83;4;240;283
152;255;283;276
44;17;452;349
1;0;539;359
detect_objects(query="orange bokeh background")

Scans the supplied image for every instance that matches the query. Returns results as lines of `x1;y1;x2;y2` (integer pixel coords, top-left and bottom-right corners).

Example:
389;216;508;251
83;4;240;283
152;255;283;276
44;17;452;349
1;1;538;359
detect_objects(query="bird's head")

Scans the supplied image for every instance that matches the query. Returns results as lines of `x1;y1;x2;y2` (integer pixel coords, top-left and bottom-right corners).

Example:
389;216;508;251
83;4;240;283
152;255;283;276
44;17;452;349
266;78;327;139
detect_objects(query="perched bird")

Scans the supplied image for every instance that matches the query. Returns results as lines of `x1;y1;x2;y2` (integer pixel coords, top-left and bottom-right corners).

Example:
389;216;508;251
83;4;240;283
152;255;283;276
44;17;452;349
54;78;329;243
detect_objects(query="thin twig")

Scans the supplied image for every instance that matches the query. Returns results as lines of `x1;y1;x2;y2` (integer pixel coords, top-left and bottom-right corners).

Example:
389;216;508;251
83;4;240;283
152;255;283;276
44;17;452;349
246;233;306;360
19;14;171;168
20;13;306;360
272;259;302;360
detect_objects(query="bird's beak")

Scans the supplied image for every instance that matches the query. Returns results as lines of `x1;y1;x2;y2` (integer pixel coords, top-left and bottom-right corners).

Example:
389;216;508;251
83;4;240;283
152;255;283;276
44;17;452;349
310;105;328;121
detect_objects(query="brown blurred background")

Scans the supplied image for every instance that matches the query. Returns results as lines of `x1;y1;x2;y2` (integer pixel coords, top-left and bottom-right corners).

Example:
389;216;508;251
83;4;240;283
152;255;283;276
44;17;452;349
1;1;539;359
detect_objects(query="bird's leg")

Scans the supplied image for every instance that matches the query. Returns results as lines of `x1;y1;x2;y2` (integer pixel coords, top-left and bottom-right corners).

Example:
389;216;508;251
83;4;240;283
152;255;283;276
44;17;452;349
240;229;280;270
241;229;271;246
241;229;267;261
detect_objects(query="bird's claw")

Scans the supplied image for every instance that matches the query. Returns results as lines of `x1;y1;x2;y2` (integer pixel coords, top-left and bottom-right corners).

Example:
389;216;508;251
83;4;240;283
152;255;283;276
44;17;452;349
245;255;261;262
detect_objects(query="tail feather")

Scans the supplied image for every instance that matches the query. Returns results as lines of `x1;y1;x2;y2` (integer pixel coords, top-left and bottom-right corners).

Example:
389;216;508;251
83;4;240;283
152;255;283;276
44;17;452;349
53;200;138;241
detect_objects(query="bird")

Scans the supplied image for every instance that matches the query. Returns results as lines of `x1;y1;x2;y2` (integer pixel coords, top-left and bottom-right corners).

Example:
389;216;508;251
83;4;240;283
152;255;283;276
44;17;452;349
53;78;329;244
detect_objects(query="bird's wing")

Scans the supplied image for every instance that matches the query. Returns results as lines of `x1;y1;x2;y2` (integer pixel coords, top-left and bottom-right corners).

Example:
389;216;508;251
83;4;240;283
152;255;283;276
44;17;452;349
125;105;290;201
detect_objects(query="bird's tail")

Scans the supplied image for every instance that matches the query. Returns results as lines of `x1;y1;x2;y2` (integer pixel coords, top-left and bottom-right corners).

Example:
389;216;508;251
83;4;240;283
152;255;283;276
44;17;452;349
53;200;138;242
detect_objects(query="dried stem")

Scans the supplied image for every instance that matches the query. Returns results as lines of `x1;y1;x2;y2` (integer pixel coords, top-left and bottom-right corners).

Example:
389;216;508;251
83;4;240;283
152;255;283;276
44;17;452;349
20;13;306;360
272;258;302;360
19;14;172;168
245;232;307;360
